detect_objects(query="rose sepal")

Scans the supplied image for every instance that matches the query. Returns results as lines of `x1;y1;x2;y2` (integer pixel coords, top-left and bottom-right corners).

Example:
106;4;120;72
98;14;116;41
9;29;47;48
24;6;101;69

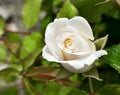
94;35;108;50
82;66;102;81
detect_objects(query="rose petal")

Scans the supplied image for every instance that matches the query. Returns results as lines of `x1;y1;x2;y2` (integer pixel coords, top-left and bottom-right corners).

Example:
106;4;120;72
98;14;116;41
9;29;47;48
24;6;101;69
61;49;93;61
62;63;94;73
42;46;58;61
55;26;96;61
61;50;107;73
45;18;68;58
42;16;107;73
42;46;107;73
57;26;95;52
67;16;94;40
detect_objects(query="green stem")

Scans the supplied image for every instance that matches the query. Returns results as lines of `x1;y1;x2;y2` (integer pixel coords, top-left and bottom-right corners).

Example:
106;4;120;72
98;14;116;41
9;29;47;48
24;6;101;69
88;77;94;95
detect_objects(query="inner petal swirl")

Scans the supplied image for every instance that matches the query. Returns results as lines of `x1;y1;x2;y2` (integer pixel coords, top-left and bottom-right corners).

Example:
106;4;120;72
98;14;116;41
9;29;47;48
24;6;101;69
64;35;73;50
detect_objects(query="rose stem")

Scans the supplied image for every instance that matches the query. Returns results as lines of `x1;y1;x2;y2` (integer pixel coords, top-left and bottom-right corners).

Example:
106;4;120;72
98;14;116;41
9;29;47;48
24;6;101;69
88;77;95;95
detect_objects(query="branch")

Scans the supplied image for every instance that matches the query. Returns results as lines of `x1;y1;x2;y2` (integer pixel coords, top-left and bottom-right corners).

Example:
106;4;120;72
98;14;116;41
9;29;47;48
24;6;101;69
88;77;95;95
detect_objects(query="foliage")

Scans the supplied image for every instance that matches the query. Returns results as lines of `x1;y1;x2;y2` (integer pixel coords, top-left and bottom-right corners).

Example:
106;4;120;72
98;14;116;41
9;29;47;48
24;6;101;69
0;0;120;95
22;0;43;29
102;44;120;72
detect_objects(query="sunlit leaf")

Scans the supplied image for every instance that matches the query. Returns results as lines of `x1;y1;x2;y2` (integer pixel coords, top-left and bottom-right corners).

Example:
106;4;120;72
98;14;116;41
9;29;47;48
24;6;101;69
6;33;21;43
0;17;5;28
57;0;78;18
97;84;120;95
22;0;43;29
23;78;39;95
19;49;41;71
0;17;5;36
56;68;73;80
21;32;43;58
0;45;7;61
23;32;43;51
10;63;23;72
102;44;120;72
0;28;4;36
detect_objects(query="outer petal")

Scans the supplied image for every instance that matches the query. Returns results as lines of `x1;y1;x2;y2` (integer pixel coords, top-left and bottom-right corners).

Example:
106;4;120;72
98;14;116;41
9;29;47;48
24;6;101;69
45;18;68;58
67;16;94;40
61;50;107;73
42;46;58;62
42;46;107;73
62;63;94;73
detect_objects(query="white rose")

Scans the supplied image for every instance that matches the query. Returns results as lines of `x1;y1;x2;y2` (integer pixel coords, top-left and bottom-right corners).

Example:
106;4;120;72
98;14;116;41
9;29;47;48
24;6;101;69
42;16;107;73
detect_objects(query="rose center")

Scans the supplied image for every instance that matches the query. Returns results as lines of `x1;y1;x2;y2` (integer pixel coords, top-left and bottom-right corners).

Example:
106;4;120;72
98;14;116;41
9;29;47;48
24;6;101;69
63;35;74;50
64;38;72;49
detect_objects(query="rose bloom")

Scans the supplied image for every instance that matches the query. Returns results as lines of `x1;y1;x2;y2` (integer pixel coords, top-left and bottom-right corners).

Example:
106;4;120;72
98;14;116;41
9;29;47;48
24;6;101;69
42;16;107;73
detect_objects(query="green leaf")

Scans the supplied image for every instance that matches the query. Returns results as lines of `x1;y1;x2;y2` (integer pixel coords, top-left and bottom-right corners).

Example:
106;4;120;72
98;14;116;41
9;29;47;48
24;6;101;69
32;73;56;82
0;28;4;36
21;32;43;58
10;63;23;72
67;88;88;95
56;67;73;80
73;0;115;23
57;0;78;18
26;66;59;82
42;82;73;95
0;45;7;61
23;32;43;51
23;78;39;95
6;33;21;43
53;0;62;6
9;43;22;62
19;49;41;71
0;68;18;78
0;17;5;35
56;79;76;86
97;84;120;95
22;0;43;29
0;17;5;28
26;66;59;77
94;35;108;50
1;87;18;95
102;44;120;72
82;67;102;81
57;86;73;95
